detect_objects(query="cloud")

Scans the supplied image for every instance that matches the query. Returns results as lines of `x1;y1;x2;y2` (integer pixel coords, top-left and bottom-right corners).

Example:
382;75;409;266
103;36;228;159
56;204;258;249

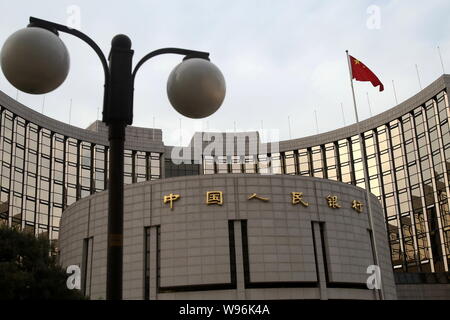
0;0;449;146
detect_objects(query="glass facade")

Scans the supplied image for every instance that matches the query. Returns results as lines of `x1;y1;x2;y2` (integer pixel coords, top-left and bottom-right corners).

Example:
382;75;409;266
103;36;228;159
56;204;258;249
0;105;161;246
196;90;450;273
0;81;449;274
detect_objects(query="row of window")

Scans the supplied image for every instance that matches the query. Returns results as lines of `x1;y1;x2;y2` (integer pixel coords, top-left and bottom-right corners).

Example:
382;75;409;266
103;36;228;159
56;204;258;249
0;90;449;273
0;107;161;240
199;91;450;272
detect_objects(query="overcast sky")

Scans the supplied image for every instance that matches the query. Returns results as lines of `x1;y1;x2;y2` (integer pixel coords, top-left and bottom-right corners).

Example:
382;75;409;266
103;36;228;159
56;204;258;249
0;0;449;146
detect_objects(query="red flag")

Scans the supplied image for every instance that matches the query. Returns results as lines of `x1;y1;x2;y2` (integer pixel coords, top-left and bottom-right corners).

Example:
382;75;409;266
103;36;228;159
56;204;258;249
349;55;384;92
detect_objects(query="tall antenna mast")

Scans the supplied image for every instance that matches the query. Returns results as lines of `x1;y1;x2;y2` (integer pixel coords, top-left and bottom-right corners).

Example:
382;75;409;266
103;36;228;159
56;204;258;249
392;80;399;105
340;102;346;125
68;98;72;125
415;64;422;90
314;110;319;134
366;92;373;117
437;45;445;74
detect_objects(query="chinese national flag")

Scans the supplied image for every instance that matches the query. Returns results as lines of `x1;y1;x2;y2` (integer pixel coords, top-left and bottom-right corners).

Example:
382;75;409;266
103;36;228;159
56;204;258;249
349;55;384;92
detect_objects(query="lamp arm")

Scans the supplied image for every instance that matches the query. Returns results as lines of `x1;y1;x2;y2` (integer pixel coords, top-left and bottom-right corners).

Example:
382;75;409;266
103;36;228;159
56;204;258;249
29;16;110;114
29;17;109;80
132;48;209;82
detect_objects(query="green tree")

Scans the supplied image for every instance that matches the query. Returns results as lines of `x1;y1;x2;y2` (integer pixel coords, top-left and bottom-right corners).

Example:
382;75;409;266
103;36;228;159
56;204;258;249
0;225;86;299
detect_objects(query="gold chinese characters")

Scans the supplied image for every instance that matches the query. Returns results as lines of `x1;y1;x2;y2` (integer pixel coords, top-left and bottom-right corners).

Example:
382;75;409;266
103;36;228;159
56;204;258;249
352;200;363;213
162;191;364;213
326;195;341;209
291;192;309;207
248;193;269;202
206;191;223;205
163;193;180;210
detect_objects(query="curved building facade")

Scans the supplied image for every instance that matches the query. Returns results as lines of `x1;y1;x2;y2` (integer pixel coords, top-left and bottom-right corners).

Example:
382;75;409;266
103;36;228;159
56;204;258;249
0;92;163;243
0;74;448;277
59;174;396;300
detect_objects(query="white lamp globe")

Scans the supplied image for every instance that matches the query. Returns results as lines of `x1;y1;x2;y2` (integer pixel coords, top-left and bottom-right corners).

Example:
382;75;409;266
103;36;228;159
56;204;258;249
1;27;70;94
167;58;226;119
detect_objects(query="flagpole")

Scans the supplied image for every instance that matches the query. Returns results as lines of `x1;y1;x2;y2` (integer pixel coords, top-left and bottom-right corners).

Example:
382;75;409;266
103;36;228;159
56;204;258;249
437;46;445;74
42;95;46;114
97;107;100;131
314;110;319;134
152;116;155;140
346;50;385;300
179;118;182;146
392;80;399;105
340;102;346;126
288;116;292;139
415;64;422;90
366;92;373;117
69;98;72;125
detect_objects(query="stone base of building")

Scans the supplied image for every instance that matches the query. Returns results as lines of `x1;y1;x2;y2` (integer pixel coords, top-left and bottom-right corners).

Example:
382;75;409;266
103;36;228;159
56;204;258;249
395;272;450;300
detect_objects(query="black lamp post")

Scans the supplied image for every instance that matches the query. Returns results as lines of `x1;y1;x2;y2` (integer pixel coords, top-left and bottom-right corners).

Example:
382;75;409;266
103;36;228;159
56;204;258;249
0;17;226;300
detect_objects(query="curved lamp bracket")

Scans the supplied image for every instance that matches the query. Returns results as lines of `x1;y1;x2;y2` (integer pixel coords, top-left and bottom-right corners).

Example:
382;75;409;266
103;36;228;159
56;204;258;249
132;48;210;82
29;17;109;81
27;17;212;125
28;17;111;117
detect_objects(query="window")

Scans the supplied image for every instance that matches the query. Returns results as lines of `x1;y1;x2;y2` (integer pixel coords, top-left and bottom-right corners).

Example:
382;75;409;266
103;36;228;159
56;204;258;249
284;151;296;175
311;146;323;178
94;146;106;191
149;153;161;180
202;156;215;175
166;158;200;177
257;154;269;174
232;155;243;173
325;144;337;180
124;150;133;184
217;156;229;174
134;151;147;182
270;153;282;175
298;149;310;176
244;155;256;173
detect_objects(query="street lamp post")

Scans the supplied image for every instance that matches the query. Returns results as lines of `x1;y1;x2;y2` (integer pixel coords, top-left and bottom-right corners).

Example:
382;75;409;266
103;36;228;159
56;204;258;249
1;17;226;300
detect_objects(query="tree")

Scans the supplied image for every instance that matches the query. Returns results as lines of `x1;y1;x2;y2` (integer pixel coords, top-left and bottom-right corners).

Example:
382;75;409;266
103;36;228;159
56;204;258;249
0;225;87;300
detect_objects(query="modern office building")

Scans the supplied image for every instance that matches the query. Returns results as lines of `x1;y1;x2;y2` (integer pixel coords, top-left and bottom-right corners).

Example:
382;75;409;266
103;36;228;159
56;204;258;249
0;74;449;299
60;173;396;300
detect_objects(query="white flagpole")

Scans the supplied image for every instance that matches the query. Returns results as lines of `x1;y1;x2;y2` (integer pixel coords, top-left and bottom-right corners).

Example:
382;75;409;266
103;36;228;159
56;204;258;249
96;106;100;131
152;116;155;140
366;92;373;117
42;95;46;114
340;102;346;126
415;64;422;90
288;116;292;139
179;118;182;146
69;98;72;125
392;80;399;105
346;50;385;300
260;120;264;142
314;110;319;134
437;46;445;74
